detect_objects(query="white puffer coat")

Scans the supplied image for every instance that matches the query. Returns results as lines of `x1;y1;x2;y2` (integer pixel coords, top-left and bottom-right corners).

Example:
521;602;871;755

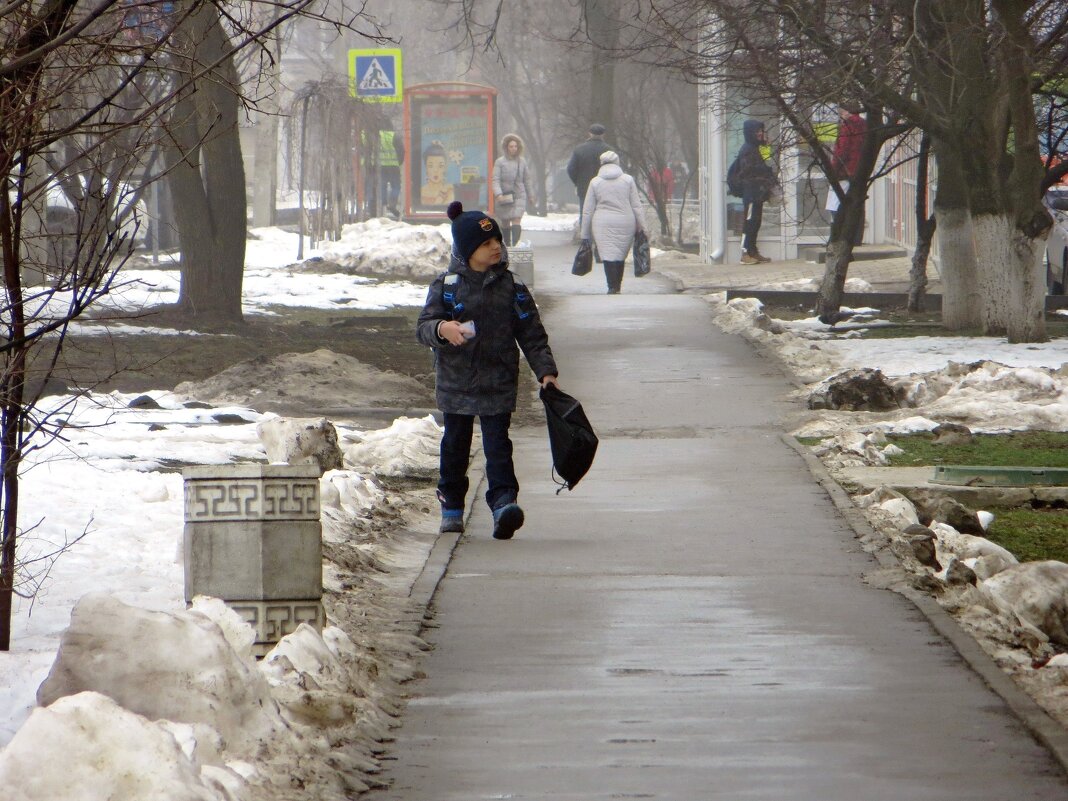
580;164;644;261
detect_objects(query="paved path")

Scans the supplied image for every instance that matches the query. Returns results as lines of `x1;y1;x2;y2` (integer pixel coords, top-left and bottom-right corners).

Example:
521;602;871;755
370;232;1067;800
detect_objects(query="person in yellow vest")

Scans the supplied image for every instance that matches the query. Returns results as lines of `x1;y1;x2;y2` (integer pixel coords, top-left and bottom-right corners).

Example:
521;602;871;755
362;123;406;218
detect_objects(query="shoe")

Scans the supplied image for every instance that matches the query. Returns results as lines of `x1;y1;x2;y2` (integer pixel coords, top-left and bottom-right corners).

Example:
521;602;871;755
753;251;772;263
439;509;464;534
740;252;759;264
607;288;620;294
492;503;524;540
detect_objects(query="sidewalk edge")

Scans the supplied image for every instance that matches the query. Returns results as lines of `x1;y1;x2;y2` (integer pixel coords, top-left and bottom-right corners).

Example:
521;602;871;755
784;433;1068;774
408;465;487;613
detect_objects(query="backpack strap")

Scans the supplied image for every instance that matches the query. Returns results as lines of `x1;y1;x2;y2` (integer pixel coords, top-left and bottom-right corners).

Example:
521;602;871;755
511;274;533;320
441;273;463;318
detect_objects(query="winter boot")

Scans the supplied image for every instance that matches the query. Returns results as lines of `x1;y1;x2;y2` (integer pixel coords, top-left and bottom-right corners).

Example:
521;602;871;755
440;508;465;534
492;503;524;540
510;225;522;246
752;248;772;263
740;251;759;265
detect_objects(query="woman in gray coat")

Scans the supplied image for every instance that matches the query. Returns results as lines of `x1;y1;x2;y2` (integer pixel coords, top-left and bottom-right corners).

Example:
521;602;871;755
579;151;645;294
492;133;536;246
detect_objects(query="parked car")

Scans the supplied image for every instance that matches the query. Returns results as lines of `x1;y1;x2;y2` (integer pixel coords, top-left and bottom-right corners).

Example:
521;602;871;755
1045;185;1068;294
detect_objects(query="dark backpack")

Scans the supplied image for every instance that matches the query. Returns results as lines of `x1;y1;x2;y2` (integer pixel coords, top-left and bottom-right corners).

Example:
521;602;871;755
726;155;743;197
540;385;598;492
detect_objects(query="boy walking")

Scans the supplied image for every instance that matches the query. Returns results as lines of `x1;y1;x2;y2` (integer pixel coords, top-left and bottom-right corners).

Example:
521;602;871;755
417;201;560;540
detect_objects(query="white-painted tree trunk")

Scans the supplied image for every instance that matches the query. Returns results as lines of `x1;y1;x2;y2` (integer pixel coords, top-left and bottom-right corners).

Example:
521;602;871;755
934;208;982;330
973;213;1046;342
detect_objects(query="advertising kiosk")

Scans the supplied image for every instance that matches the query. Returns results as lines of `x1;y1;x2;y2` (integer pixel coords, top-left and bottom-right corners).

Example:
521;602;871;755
403;83;497;221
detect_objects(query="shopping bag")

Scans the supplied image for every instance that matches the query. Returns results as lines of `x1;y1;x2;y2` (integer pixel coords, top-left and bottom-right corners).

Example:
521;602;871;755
572;239;593;276
540;384;598;492
633;229;651;277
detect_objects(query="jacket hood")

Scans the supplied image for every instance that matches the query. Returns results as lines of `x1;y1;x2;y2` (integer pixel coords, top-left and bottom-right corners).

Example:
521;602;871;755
743;119;765;145
598;163;624;180
500;134;525;156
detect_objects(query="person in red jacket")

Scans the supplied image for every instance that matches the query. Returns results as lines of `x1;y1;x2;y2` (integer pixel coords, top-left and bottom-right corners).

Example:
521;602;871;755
825;103;866;221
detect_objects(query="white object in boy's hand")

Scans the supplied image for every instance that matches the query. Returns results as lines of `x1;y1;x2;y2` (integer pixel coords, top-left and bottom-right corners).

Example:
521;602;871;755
459;321;476;340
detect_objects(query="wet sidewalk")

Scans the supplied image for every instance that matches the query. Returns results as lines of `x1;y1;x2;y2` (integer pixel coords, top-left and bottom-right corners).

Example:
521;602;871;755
370;234;1066;800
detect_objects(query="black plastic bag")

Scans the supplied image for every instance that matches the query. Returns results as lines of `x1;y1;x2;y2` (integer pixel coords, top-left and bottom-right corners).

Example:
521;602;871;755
572;239;593;276
633;229;651;277
540;384;598;492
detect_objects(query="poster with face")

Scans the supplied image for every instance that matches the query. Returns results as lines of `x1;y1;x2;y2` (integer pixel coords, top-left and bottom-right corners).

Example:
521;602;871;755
407;89;495;216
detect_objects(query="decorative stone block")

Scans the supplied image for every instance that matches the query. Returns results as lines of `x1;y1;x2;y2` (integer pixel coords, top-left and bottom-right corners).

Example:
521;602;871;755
510;243;534;288
228;600;325;653
183;465;324;655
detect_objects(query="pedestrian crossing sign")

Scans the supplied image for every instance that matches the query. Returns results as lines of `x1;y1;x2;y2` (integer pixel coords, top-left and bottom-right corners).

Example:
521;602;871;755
349;49;403;103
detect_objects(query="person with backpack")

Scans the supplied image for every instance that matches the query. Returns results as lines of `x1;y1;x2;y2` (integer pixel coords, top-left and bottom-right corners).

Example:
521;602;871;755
728;119;777;264
416;201;560;541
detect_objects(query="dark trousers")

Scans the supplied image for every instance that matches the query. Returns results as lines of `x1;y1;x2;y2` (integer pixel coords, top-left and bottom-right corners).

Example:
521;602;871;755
500;223;522;246
603;260;624;293
741;197;764;254
381;166;401;209
438;412;518;512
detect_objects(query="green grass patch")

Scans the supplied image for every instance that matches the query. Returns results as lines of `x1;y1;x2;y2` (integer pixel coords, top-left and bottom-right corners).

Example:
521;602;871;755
801;431;1068;467
882;431;1068;467
985;506;1068;563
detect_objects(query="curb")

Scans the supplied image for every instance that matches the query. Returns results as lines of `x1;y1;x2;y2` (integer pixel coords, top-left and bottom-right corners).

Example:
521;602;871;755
408;465;487;614
783;433;1068;774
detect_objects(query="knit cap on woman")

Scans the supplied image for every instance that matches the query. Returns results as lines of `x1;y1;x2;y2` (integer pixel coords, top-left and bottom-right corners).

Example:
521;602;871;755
447;201;503;263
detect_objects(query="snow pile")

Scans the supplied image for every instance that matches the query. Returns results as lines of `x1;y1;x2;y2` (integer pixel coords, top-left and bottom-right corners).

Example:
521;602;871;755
173;349;434;414
3;591;425;801
794;360;1068;442
317;218;451;281
341;414;442;478
0;381;440;797
763;276;874;293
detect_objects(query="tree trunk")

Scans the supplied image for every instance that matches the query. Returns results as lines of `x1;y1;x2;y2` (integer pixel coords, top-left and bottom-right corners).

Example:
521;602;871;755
907;134;935;313
0;158;26;652
972;213;1046;341
908;216;935;313
165;6;247;324
815;195;864;321
586;0;618;131
934;207;982;330
252;113;279;228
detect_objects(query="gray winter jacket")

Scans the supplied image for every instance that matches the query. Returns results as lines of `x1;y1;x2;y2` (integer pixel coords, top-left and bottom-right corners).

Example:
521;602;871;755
416;252;557;415
580;164;644;261
492;155;535;219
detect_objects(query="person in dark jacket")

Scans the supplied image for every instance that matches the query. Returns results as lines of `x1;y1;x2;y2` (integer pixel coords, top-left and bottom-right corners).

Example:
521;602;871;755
416;201;560;540
733;119;777;264
567;123;611;222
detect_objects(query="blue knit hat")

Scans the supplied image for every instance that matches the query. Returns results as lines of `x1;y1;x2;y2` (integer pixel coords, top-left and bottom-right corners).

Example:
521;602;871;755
447;201;503;263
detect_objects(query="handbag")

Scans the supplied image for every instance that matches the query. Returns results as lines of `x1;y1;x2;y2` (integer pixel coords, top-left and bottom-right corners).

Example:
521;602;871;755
633;229;651;277
498;193;515;205
540;385;598;492
572;239;593;276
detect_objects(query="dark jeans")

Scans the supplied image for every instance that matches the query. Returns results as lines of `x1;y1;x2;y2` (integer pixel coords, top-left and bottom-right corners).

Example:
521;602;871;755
741;197;764;254
438;412;518;512
603;260;624;293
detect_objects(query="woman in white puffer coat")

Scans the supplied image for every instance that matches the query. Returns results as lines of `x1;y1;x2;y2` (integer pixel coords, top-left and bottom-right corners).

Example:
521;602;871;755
579;151;645;294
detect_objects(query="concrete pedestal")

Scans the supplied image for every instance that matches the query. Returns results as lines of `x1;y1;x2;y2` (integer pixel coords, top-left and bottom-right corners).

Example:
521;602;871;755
183;464;323;656
510;242;534;287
